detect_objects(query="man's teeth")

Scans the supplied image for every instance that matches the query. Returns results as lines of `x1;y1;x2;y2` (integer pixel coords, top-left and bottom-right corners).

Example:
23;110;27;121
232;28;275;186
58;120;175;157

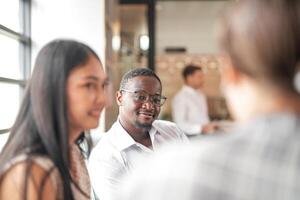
139;112;153;116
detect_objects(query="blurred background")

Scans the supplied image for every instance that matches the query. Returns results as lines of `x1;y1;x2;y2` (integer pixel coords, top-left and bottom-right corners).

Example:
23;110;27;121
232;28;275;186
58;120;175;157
0;0;232;147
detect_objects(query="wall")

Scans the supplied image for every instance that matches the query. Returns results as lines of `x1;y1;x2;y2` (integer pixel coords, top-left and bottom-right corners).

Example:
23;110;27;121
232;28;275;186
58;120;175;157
31;0;106;135
156;1;230;54
156;54;230;121
156;1;231;121
31;0;105;63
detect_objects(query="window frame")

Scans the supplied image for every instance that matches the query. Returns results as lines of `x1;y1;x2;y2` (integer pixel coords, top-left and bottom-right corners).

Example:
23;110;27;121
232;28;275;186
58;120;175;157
0;0;31;134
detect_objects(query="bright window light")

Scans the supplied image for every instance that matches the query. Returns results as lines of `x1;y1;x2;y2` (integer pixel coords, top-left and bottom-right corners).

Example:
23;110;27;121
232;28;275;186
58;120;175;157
0;133;9;151
0;34;21;79
0;0;20;32
0;82;20;130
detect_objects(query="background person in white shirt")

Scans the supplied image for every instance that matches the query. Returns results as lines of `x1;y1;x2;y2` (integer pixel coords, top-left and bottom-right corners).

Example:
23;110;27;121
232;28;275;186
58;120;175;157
172;65;218;136
88;68;188;200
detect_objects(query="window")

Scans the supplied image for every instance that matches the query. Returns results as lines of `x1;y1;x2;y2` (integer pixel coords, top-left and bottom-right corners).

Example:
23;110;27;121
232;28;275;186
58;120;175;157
0;0;31;135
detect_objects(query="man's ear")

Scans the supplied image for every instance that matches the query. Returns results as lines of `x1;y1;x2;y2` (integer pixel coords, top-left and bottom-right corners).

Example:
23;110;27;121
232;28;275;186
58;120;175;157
185;75;192;86
116;91;123;106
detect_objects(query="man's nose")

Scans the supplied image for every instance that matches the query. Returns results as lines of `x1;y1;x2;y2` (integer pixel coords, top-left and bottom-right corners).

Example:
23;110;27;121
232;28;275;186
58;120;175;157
142;98;155;109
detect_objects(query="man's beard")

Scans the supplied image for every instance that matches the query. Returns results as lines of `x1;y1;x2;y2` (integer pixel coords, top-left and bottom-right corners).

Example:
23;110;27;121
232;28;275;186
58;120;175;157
134;120;152;129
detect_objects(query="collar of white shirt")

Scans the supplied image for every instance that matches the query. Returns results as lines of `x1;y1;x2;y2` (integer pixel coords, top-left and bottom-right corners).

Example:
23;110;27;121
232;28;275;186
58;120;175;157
109;119;160;153
183;85;201;94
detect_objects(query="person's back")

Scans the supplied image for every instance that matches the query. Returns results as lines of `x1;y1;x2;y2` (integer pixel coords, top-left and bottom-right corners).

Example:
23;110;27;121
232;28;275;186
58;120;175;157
117;112;300;200
115;0;300;199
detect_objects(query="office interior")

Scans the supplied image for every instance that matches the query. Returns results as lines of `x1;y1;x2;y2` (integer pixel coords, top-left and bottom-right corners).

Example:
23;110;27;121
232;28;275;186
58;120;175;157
0;0;232;148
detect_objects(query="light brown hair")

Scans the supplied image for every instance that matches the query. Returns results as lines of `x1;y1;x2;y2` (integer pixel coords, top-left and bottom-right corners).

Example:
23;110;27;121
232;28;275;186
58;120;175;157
219;0;300;95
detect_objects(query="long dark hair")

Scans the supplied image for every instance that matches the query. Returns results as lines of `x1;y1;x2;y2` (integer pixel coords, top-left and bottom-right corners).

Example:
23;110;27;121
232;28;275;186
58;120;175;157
0;39;100;199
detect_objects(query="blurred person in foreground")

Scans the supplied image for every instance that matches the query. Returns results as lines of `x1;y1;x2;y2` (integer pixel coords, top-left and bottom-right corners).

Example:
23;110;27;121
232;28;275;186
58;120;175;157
116;0;300;199
88;68;188;200
0;39;108;199
172;65;219;136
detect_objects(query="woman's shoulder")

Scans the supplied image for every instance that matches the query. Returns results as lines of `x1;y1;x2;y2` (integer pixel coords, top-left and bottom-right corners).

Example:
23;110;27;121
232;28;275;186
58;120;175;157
0;154;63;200
3;154;60;180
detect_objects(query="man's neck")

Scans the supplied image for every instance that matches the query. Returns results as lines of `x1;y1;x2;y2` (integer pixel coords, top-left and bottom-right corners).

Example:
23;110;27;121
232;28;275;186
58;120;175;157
130;128;153;148
119;119;153;147
186;84;201;90
131;127;150;140
134;130;152;147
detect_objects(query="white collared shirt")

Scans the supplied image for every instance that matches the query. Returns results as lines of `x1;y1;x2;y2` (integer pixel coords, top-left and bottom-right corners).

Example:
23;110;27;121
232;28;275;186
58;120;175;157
115;113;300;200
88;119;188;200
172;85;210;135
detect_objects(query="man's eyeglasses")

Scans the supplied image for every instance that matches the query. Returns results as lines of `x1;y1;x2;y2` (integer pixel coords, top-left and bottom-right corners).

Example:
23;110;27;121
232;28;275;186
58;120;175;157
121;89;167;106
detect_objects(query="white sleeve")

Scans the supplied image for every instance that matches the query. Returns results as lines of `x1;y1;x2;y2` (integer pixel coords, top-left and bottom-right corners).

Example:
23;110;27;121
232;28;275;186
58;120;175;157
88;144;125;200
177;126;190;143
169;121;190;143
172;94;202;135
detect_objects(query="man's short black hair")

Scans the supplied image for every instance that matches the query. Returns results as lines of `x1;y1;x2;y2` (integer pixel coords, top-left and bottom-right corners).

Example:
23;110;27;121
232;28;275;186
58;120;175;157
119;68;162;90
182;65;202;81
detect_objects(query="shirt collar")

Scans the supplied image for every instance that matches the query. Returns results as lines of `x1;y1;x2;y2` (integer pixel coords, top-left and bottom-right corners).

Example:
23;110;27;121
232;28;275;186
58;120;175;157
183;85;195;92
149;121;161;141
110;118;161;152
183;85;203;95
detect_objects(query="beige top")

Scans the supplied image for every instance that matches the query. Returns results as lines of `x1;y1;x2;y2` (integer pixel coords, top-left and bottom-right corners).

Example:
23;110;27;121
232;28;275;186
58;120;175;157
3;145;91;200
69;144;91;200
2;154;63;199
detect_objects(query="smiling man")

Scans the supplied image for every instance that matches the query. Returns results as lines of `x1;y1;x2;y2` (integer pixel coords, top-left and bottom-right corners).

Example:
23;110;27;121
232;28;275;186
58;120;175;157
88;68;188;200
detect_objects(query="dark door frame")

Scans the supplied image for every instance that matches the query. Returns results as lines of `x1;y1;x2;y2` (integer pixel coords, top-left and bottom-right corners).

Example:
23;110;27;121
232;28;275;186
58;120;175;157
120;0;156;71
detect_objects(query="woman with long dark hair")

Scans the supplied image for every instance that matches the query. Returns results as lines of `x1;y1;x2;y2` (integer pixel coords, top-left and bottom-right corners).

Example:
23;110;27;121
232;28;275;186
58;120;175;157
0;39;108;199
